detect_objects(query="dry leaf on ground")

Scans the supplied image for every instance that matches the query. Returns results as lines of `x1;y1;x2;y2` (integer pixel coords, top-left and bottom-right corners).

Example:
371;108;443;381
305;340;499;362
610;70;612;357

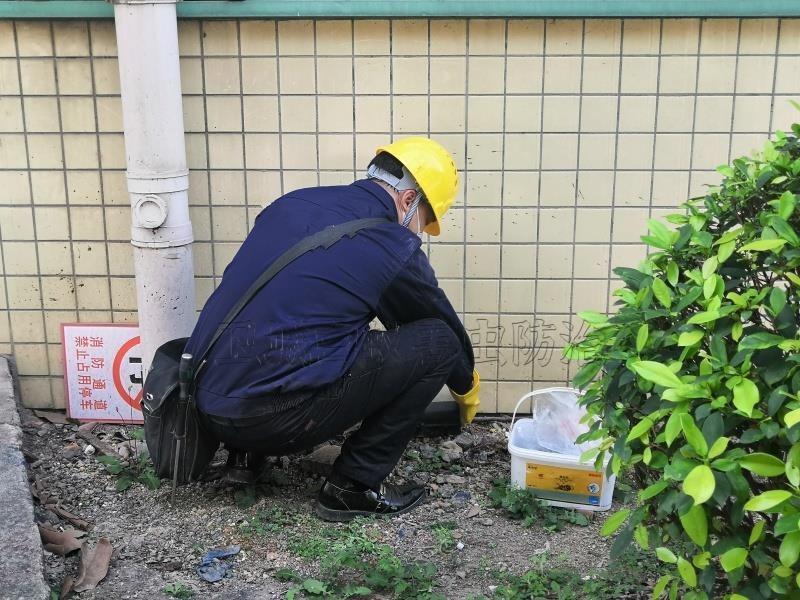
71;538;113;593
38;525;86;556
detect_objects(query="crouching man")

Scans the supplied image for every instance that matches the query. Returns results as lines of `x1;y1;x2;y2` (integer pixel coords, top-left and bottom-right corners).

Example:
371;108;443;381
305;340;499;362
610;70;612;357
184;137;480;521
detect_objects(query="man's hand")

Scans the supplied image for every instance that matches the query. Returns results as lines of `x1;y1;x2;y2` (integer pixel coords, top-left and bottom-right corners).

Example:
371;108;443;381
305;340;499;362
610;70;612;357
449;369;481;425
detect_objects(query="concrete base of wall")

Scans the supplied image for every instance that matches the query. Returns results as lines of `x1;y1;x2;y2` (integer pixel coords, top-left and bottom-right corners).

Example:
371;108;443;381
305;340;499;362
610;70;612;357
0;355;49;600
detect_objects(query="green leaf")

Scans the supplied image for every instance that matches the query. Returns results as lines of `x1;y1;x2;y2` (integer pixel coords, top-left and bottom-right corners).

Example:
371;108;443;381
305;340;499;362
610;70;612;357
139;470;161;491
656;547;677;564
679;505;708;547
780;531;800;567
652;278;673;309
634;524;649;550
302;579;327;595
739;238;788;252
739;452;786;477
733;379;760;417
779;191;797;220
573;361;602;389
701;257;718;279
579;311;608;325
749;520;765;546
788;272;800;288
274;569;299;582
703;276;718;300
636;324;649;353
116;476;133;492
677;557;697;588
640;480;669;501
720;547;748;572
770;287;788;316
627;417;655;442
787;444;800;488
648;218;674;246
652;575;672;599
718;240;736;263
680;414;709;456
97;455;124;475
786;409;800;429
687;311;720;325
776;514;800;536
667;262;679;286
665;411;683;447
739;332;786;351
771;216;800;247
678;330;704;347
744;490;793;512
631;361;682;388
683;465;715;505
708;437;729;460
600;508;631;537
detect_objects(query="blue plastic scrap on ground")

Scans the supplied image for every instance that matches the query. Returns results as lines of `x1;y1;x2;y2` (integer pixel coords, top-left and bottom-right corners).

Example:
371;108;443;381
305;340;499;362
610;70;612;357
196;545;241;583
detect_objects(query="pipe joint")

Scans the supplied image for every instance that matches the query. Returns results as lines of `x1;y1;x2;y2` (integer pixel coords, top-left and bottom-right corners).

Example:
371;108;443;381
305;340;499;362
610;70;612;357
126;170;188;195
131;222;193;248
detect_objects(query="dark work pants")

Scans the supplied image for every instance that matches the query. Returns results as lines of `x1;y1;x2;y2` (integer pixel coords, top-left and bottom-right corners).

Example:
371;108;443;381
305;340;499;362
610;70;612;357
201;318;461;489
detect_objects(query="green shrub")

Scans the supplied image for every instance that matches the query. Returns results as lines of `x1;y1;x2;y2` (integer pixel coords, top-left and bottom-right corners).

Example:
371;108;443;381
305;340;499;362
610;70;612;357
567;124;800;599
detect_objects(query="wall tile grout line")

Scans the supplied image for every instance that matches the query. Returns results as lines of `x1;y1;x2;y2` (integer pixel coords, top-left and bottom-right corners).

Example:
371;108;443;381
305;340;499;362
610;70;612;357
274;20;286;198
492;18;509;411
603;17;626;318
684;19;704;204
726;20;743;166
647;19;665;238
312;21;321;187
87;21;116;326
564;19;587;385
198;22;218;291
460;20;469;340
236;21;251;233
767;19;783;135
531;20;547;388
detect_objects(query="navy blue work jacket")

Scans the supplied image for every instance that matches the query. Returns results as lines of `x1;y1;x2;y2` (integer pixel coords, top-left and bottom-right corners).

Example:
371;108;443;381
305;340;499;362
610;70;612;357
185;179;474;418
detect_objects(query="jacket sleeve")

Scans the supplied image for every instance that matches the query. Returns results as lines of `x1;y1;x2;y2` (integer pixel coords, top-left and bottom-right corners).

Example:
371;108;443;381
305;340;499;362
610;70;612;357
374;248;475;394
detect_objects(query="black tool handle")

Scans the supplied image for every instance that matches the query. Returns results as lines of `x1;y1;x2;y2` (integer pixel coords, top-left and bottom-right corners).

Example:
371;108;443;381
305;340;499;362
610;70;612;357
175;353;193;439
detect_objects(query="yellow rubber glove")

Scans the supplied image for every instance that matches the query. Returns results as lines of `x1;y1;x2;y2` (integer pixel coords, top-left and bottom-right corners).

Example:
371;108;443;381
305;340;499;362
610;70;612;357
449;370;481;425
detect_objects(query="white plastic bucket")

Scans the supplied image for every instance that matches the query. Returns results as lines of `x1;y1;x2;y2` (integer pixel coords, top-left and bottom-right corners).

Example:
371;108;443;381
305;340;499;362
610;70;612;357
508;387;616;512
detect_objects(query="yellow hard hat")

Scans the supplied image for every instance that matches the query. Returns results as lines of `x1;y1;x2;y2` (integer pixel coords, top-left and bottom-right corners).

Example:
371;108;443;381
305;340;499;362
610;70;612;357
375;137;458;236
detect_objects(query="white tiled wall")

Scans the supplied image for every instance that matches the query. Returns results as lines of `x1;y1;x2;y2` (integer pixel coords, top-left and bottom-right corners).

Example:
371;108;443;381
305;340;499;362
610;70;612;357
1;17;799;410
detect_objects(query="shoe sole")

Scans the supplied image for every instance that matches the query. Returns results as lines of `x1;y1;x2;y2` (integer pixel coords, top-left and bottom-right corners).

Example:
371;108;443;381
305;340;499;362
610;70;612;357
314;490;427;522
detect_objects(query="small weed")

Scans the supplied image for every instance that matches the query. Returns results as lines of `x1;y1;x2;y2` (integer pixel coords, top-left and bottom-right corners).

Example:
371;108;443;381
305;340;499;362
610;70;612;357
239;506;292;537
164;582;194;599
430;521;457;553
492;551;659;599
280;519;443;599
96;453;160;492
488;479;589;532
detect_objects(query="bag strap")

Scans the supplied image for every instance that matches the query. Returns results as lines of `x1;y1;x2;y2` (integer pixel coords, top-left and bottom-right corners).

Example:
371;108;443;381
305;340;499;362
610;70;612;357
193;216;390;380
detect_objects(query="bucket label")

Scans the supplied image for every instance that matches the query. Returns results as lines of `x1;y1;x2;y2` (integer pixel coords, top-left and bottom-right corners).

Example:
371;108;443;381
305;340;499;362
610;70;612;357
525;463;603;506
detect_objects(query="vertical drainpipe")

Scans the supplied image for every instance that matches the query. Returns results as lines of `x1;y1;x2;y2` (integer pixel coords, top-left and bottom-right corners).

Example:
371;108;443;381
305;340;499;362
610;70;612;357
112;0;195;373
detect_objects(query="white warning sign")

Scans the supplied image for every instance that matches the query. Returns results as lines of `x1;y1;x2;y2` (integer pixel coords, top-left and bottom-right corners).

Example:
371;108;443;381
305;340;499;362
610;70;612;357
61;323;143;423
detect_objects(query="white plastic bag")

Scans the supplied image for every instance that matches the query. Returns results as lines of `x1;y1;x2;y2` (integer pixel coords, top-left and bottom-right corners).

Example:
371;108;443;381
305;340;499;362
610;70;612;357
528;389;593;456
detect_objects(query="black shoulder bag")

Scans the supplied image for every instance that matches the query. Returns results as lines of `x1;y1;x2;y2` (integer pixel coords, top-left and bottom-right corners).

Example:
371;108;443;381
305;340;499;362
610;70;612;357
141;217;388;488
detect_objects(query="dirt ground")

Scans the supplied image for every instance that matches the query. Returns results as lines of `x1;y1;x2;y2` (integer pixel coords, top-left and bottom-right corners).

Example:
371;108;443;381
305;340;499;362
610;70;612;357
21;411;651;600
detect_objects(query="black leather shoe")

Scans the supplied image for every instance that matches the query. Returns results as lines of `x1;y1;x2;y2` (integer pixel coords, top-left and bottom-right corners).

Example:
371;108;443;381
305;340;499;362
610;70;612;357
315;480;426;522
223;451;263;485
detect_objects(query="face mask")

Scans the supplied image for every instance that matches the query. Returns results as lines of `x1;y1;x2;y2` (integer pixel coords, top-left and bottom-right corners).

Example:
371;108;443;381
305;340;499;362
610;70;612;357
402;194;423;237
